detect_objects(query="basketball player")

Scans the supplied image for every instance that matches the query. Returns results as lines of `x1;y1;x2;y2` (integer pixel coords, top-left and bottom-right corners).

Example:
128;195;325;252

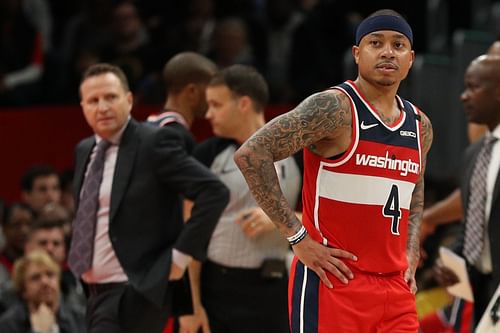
235;9;433;332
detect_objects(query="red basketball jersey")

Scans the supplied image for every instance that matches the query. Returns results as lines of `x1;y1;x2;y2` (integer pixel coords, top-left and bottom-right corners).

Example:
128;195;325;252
302;81;423;273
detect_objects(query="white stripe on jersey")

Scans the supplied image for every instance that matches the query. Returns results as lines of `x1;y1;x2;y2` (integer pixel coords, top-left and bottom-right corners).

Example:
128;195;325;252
317;166;415;209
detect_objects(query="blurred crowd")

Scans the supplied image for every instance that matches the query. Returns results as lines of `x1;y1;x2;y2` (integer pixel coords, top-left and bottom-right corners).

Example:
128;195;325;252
0;0;439;107
0;165;87;331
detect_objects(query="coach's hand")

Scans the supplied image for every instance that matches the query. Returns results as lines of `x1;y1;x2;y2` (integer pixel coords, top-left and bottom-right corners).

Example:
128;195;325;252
292;236;357;288
179;306;211;333
169;262;185;281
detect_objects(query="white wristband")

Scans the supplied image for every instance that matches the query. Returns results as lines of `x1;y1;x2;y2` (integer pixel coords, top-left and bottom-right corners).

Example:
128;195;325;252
287;225;307;245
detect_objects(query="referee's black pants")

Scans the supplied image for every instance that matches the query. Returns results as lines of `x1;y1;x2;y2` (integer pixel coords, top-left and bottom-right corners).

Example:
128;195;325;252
201;260;290;333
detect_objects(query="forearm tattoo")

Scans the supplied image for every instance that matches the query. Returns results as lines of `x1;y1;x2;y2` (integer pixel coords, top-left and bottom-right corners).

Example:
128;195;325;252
235;90;351;236
407;112;433;269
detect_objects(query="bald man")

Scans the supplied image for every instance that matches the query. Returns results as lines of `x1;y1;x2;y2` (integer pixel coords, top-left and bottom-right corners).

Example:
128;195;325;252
467;40;500;140
420;41;500;241
434;54;500;327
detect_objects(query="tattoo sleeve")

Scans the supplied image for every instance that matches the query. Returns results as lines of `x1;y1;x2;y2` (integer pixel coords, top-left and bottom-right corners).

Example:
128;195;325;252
407;111;433;271
234;90;351;237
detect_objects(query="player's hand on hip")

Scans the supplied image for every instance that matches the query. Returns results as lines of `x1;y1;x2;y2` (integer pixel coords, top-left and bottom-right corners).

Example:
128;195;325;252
403;267;418;294
292;236;357;288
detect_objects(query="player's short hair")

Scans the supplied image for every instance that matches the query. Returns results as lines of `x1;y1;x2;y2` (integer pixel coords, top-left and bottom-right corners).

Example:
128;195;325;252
163;52;217;94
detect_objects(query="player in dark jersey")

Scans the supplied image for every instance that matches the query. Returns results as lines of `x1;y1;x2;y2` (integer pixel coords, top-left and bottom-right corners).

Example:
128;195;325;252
235;9;433;332
147;52;217;333
147;52;217;153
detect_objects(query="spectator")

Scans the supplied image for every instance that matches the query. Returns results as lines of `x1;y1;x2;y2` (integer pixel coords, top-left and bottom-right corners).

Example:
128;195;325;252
25;216;86;315
20;165;61;216
209;17;256;69
264;0;304;103
58;170;75;218
0;203;34;291
58;0;114;103
0;251;85;333
99;1;160;104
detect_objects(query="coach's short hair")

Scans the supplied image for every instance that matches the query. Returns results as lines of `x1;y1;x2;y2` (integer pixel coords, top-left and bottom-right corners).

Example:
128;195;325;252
80;63;130;92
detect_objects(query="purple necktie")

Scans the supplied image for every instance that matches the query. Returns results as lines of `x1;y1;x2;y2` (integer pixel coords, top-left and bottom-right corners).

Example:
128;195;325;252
68;140;111;277
463;135;497;264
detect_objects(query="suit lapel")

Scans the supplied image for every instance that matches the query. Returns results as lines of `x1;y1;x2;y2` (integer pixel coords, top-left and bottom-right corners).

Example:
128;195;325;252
73;138;96;207
110;120;139;223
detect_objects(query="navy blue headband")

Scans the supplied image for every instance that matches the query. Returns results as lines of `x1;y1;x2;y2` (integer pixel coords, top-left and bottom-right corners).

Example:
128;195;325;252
355;15;413;46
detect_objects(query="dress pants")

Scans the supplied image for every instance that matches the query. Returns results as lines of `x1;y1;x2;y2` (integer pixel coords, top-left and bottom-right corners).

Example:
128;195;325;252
469;267;494;326
85;283;170;333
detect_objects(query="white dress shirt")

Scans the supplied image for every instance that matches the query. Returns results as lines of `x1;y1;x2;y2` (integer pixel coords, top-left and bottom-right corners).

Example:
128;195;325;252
476;125;500;273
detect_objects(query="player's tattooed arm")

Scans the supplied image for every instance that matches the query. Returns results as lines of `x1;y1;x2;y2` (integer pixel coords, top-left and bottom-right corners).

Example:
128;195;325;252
234;90;351;236
406;112;433;284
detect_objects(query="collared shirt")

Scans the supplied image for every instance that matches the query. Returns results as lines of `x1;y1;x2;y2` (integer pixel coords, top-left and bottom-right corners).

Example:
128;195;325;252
194;139;301;269
476;124;500;273
82;120;129;283
81;118;191;283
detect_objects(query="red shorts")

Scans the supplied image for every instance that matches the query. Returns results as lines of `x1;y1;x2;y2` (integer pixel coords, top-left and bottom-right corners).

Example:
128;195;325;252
289;257;418;333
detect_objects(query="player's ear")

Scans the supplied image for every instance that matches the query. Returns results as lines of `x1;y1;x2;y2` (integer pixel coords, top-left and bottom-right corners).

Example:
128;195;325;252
408;50;415;69
352;45;360;65
126;91;133;107
238;95;252;113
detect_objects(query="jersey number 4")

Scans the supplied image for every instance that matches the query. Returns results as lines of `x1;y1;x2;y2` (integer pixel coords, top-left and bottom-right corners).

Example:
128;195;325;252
383;184;401;235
